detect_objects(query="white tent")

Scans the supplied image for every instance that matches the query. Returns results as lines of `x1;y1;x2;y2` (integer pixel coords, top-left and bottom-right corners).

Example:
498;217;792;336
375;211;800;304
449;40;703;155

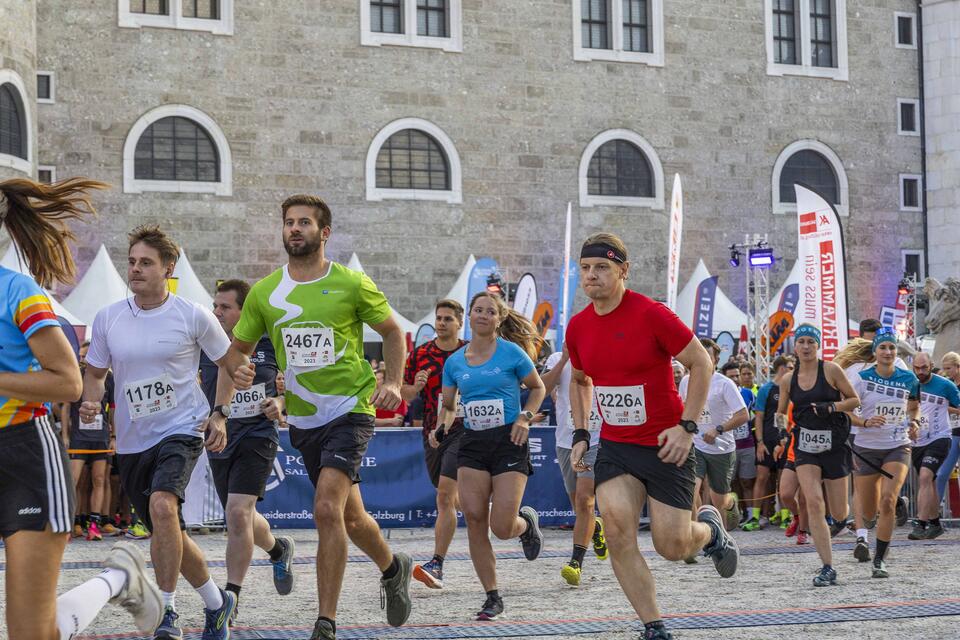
345;253;418;342
62;245;129;326
1;244;87;326
415;254;476;331
675;259;748;337
172;249;214;309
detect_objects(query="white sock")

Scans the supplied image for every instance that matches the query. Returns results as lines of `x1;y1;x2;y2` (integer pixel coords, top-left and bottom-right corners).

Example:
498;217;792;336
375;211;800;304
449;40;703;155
161;590;176;611
195;578;224;611
98;568;128;598
56;573;114;639
857;528;869;542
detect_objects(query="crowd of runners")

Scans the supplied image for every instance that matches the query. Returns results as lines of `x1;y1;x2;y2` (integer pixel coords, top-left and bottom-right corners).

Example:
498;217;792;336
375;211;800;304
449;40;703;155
0;176;958;640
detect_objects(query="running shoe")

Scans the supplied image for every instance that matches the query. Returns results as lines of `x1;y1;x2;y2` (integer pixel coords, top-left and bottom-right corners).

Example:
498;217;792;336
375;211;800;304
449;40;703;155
200;589;236;640
769;511;783;526
412;558;444;589
907;521;927;540
103;541;163;633
643;625;675;639
872;559;889;578
86;520;103;541
854;537;871;562
272;535;295;595
72;523;85;538
154;607;183;640
476;593;504;621
309;617;336;640
865;516;878;529
560;560;582;586
740;517;762;532
723;494;740;532
127;522;151;539
518;506;543;561
592;517;609;560
380;552;412;627
796;530;809;545
829;517;849;538
895;497;908;527
920;523;945;540
101;522;120;536
812;565;837;587
784;518;799;537
697;505;740;578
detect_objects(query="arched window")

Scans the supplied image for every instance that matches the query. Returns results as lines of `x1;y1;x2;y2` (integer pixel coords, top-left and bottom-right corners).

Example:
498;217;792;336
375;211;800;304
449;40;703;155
772;140;848;215
0;70;31;175
123;105;232;195
366;118;462;203
579;129;664;209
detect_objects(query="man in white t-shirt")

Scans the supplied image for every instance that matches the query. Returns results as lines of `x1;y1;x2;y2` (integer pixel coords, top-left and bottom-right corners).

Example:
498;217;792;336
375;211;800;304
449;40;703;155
541;347;608;586
81;226;254;640
679;339;749;532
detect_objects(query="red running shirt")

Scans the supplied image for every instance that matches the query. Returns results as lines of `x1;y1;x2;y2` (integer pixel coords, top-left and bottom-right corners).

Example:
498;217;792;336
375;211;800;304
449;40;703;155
565;290;693;446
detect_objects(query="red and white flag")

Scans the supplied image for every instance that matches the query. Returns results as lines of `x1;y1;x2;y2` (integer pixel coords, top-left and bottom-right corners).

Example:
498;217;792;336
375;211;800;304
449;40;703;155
666;174;683;311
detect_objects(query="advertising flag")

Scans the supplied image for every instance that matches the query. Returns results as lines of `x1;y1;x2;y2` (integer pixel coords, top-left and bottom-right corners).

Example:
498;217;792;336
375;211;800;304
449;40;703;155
513;273;538;321
464;257;499;340
692;275;720;338
667;174;683;310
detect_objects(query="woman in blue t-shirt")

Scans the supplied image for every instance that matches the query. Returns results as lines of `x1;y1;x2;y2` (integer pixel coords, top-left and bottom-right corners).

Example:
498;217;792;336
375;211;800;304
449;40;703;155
439;291;545;621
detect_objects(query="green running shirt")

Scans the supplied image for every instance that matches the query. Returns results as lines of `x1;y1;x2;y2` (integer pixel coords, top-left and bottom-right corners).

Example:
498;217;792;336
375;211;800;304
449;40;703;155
234;262;391;429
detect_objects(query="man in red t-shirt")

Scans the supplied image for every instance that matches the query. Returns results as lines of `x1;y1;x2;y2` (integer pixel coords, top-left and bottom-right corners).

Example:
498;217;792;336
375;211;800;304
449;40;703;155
400;299;467;590
566;233;740;640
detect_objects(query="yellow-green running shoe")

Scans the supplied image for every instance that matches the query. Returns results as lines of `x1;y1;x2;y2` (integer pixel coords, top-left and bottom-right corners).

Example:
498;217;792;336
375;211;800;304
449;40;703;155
126;522;151;540
592;517;608;560
561;560;582;586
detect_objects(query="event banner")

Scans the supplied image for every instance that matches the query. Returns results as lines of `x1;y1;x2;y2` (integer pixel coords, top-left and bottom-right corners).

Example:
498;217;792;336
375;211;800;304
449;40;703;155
666;174;683;311
513;273;538;321
692;275;719;338
259;427;574;529
778;283;799;315
795;184;849;360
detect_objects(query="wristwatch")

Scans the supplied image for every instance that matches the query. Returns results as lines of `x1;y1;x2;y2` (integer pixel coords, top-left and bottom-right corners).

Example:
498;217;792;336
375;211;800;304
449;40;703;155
212;404;231;419
716;425;725;434
520;410;535;422
680;419;699;434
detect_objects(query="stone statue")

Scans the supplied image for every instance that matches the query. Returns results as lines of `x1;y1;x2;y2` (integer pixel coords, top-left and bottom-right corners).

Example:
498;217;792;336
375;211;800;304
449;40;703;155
923;277;960;363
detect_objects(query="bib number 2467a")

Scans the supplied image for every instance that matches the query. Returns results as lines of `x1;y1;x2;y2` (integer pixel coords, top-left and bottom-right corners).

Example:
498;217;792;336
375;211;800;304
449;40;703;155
283;327;335;368
124;373;177;420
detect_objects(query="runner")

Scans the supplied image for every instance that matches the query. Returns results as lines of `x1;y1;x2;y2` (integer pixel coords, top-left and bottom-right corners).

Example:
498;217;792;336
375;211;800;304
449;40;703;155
742;355;794;531
63;340;115;541
908;352;959;539
0;177;161;640
733;363;758;524
220;195;412;640
680;342;749;532
935;352;960;504
401;299;467;589
438;290;546;619
777;324;860;587
566;233;738;640
777;415;807;543
81;225;239;639
847;328;920;578
541;345;608;586
198;279;296;614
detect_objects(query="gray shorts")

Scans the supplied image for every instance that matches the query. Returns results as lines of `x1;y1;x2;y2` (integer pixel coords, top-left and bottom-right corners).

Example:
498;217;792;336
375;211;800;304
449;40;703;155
694;448;736;494
556;446;598;496
851;443;911;476
735;447;757;480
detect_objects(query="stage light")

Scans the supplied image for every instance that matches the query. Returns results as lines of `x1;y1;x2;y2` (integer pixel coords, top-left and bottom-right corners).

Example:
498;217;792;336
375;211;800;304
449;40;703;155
729;247;741;268
748;246;775;267
897;278;911;296
486;273;505;298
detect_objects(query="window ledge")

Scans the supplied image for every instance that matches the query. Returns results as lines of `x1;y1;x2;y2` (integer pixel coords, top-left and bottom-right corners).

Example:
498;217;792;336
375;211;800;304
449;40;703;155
580;194;664;210
360;31;462;53
767;62;847;81
118;0;234;35
0;154;32;176
367;187;461;204
573;47;663;67
774;202;849;217
124;179;231;196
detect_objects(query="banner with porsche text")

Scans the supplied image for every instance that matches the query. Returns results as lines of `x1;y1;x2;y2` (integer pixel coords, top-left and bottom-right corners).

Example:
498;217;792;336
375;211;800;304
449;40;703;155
795;184;849;360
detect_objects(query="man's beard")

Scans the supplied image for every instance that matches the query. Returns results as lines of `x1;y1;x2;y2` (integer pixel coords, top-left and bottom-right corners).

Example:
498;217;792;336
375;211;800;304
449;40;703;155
283;235;321;257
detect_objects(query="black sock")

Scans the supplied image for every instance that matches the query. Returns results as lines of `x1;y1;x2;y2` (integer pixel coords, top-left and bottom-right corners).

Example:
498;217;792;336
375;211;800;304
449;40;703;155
225;582;241;599
318;616;336;633
917;519;928;528
875;538;890;562
931;517;941;527
432;554;444;567
74;515;82;526
80;513;89;527
382;555;400;580
645;620;666;631
486;589;500;600
268;539;284;562
90;512;101;525
571;544;587;565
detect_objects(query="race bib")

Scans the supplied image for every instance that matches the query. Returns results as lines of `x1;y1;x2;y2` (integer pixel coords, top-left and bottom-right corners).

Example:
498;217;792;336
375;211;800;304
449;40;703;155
697;408;712;428
79;414;104;431
282;327;335;368
231;383;267;419
437;392;466;420
567;400;603;430
464;399;505;431
734;424;751;440
124;373;177;420
875;401;906;424
797;428;831;454
595;385;647;426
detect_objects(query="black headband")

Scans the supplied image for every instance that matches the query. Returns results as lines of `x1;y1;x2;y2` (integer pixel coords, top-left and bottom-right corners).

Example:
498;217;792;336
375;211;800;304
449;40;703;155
580;242;626;264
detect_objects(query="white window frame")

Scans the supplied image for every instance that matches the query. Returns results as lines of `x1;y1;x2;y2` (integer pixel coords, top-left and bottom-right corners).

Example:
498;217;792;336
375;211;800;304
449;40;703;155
894;11;917;50
36;71;55;104
899;173;922;212
360;0;463;53
123;104;233;196
365;117;462;204
772;139;849;217
764;0;848;81
571;0;664;66
118;0;234;35
901;249;925;280
578;129;665;210
897;98;920;136
0;69;33;176
37;165;56;183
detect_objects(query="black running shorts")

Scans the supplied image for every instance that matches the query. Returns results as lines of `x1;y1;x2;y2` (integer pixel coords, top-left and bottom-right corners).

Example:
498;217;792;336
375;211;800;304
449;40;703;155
289;412;374;485
209;436;278;504
794;446;849;480
0;417;75;538
68;451;111;463
594;439;696;511
911;438;950;475
423;423;463;487
457;425;533;477
117;435;204;532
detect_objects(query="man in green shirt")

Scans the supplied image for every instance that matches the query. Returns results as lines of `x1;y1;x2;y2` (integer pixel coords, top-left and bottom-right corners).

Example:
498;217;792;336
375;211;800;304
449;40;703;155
222;195;412;640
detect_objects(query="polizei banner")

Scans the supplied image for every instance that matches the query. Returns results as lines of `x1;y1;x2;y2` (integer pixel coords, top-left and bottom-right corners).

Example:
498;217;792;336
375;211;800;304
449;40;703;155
795;183;849;360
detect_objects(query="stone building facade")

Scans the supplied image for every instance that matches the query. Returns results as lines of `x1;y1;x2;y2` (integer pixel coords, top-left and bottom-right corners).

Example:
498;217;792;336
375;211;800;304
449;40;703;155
0;0;948;324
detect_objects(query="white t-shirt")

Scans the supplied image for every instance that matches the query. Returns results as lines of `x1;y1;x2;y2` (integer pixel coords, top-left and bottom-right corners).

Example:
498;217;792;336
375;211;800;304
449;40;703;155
679;372;746;455
545;351;601;449
86;294;231;454
843;361;910;435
